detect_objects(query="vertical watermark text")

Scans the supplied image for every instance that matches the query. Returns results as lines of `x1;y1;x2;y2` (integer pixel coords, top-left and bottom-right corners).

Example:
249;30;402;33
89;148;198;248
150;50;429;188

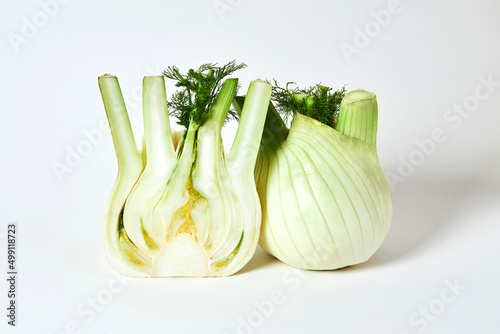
6;222;18;326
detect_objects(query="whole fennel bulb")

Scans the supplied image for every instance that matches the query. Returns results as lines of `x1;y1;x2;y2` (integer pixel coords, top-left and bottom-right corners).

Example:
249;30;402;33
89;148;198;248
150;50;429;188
235;87;393;270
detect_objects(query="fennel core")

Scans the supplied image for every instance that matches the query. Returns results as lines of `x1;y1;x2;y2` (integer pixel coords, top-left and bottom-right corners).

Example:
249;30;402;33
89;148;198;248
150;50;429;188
99;62;272;277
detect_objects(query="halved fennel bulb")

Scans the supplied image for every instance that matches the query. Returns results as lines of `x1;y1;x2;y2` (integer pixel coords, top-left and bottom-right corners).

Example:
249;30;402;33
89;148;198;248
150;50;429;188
99;75;271;277
244;90;393;270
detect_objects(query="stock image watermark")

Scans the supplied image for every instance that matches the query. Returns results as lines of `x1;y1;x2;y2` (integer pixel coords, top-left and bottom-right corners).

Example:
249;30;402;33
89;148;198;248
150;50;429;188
5;222;18;326
387;74;499;190
213;0;245;21
225;239;334;334
7;0;74;54
339;0;405;63
122;65;164;110
51;119;110;182
47;273;132;334
52;65;163;182
398;278;467;333
225;267;309;334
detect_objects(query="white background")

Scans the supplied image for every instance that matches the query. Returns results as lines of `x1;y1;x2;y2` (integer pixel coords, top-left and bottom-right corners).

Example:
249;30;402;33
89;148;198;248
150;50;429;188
1;0;499;333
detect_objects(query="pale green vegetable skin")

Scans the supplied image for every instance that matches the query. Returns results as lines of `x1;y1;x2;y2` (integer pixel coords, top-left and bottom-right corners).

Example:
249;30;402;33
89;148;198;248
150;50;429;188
99;75;271;277
248;90;393;270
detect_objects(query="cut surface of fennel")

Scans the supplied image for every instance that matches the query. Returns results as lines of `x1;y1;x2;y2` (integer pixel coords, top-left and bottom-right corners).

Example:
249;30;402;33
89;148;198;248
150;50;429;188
99;75;271;277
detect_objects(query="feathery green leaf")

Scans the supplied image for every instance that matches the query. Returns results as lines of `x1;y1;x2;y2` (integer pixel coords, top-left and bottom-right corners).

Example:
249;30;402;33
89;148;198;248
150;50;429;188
163;61;246;128
270;80;346;128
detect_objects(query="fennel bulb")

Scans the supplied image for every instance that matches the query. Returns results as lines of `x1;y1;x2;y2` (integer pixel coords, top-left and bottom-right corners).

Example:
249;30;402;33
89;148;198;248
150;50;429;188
99;62;271;277
236;86;393;270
